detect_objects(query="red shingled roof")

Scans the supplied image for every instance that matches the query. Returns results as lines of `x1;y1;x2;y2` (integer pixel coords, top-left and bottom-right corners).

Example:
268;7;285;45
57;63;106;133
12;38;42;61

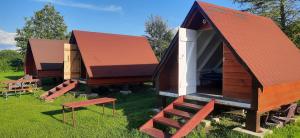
72;30;158;78
28;39;66;70
197;1;300;87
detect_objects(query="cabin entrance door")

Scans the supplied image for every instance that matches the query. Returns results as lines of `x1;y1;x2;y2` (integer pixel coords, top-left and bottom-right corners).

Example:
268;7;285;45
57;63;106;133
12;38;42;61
178;28;198;96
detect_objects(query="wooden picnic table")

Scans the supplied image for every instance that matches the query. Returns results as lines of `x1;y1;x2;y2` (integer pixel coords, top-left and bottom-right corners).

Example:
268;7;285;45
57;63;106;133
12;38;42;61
62;97;116;127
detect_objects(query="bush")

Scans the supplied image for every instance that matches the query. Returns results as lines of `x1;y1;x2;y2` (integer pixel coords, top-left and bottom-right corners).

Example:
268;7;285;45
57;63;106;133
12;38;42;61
0;59;11;72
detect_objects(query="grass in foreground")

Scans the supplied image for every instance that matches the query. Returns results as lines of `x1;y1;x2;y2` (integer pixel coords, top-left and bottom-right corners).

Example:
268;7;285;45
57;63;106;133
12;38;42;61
0;71;299;138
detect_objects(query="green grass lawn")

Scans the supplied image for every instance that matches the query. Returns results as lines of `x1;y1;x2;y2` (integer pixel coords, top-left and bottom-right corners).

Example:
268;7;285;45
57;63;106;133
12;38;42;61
0;71;299;138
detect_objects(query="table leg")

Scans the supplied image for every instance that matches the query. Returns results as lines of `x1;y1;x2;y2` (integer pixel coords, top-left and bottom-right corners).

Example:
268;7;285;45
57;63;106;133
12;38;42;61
63;106;65;124
113;101;115;116
103;104;105;114
72;107;75;127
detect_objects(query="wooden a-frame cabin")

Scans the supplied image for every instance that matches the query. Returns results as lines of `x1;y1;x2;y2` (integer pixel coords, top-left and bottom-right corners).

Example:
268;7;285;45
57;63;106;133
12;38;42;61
146;1;300;135
25;39;66;79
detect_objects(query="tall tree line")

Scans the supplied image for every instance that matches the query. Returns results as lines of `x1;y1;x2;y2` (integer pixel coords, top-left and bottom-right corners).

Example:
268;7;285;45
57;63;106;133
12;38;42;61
234;0;300;48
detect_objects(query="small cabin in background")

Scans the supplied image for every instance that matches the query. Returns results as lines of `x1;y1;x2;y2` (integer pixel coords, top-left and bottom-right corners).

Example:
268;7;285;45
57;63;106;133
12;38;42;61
25;39;66;79
66;30;158;86
154;1;300;132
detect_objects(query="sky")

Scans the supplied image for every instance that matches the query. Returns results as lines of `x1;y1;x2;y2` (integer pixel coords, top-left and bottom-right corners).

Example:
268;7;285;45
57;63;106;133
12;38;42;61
0;0;241;50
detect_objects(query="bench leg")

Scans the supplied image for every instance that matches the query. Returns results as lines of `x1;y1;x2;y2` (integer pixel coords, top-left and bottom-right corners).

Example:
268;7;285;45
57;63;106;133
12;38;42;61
63;106;65;124
72;108;75;127
5;92;8;100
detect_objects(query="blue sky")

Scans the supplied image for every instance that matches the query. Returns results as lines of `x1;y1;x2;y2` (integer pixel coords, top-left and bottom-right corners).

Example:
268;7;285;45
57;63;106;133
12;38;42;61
0;0;241;50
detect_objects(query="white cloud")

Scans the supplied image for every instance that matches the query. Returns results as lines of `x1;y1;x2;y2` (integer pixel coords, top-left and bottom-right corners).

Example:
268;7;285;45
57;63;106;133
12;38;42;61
0;44;18;50
0;29;16;46
35;0;123;12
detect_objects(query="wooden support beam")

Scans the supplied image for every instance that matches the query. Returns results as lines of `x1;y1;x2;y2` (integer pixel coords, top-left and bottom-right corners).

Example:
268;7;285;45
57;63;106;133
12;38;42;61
161;96;167;108
245;110;261;132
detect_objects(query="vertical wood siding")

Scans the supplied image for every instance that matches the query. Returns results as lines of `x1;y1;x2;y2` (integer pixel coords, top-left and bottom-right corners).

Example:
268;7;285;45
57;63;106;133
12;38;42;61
223;44;252;101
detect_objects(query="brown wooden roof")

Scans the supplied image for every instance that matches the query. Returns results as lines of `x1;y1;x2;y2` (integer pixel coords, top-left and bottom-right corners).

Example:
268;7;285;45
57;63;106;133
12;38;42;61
197;1;300;87
71;30;158;78
156;1;300;89
28;39;66;70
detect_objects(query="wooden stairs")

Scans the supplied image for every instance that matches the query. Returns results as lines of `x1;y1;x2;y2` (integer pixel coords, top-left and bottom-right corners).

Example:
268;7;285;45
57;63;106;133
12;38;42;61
40;80;78;101
139;96;215;138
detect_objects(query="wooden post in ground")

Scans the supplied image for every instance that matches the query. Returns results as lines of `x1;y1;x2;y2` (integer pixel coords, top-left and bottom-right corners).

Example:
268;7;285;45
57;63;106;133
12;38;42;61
63;106;65;123
85;86;91;93
113;101;115;115
245;110;261;132
161;96;167;108
72;107;75;127
102;104;105;114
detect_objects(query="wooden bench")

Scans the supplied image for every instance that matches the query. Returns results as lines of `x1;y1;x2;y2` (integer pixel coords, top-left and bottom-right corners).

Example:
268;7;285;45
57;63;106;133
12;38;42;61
0;79;39;100
62;97;116;127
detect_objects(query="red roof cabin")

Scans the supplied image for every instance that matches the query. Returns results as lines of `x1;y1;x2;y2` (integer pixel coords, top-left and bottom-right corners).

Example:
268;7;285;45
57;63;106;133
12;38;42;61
154;1;300;132
25;39;66;79
67;30;158;86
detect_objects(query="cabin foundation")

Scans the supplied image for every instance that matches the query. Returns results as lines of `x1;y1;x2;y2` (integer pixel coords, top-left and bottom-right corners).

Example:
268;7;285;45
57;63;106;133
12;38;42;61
245;110;261;132
233;127;272;138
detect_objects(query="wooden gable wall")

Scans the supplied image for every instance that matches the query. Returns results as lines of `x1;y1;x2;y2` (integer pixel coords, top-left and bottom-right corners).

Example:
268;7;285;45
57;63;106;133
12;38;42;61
159;44;178;93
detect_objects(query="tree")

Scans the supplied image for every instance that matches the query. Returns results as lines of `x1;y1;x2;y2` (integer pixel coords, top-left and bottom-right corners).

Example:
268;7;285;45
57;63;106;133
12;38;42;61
15;4;68;55
0;50;23;72
233;0;300;48
10;58;23;71
145;15;174;60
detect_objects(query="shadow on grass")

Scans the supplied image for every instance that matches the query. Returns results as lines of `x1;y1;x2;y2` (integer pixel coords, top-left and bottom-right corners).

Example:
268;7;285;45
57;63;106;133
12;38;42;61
118;84;158;130
208;122;241;137
38;83;158;131
4;75;23;80
41;107;88;126
90;83;158;130
38;78;62;92
207;112;245;137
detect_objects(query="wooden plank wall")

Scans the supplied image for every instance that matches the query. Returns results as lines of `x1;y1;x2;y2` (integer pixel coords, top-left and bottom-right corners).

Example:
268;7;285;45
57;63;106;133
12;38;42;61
64;44;81;80
159;44;178;93
258;81;300;113
38;70;62;78
223;44;252;101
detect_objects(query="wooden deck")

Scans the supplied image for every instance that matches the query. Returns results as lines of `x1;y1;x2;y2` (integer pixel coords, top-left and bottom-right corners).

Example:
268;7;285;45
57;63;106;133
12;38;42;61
159;91;251;109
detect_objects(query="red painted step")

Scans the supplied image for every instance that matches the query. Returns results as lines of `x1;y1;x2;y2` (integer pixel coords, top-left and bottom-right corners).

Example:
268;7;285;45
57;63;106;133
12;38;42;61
154;117;181;129
174;102;202;110
140;127;170;138
164;109;193;119
40;80;78;101
139;96;215;138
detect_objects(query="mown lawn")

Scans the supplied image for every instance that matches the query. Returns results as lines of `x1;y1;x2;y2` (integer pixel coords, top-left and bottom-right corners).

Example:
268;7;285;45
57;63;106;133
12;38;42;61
0;71;299;138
